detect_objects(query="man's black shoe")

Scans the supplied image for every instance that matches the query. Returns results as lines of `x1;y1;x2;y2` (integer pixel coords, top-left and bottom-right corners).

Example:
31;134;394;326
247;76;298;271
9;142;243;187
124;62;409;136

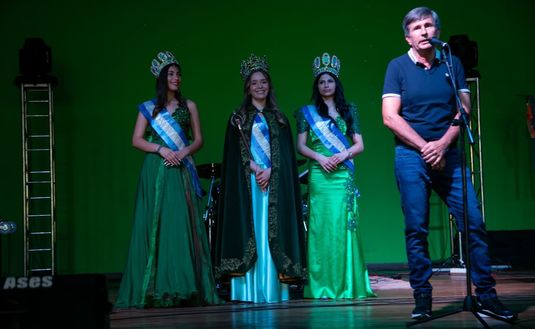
411;294;432;319
477;296;518;320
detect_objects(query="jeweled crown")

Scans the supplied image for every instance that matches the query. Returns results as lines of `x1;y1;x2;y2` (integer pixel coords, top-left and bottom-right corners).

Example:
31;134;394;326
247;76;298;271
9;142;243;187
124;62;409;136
150;51;179;77
312;52;341;78
240;54;269;81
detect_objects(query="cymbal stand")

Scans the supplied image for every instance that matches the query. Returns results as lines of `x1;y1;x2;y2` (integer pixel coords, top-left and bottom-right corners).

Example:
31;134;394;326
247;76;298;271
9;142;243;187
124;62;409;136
202;164;217;248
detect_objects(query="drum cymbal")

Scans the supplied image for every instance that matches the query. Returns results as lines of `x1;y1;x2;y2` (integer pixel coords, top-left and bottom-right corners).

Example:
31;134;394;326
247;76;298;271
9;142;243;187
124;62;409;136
196;163;222;179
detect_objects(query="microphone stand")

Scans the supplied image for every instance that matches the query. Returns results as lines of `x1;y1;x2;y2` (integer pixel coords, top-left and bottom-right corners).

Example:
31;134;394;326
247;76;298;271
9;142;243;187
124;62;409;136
408;44;515;328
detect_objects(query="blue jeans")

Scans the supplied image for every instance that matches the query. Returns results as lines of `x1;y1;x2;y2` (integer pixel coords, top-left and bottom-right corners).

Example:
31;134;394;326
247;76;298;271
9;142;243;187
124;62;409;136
394;145;496;299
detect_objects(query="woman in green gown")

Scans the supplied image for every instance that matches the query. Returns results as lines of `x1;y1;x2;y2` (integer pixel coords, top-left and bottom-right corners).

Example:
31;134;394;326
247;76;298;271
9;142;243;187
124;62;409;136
295;53;375;300
115;51;220;308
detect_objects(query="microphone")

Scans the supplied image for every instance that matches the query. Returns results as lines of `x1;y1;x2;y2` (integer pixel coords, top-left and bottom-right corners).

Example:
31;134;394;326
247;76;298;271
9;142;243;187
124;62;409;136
427;37;449;48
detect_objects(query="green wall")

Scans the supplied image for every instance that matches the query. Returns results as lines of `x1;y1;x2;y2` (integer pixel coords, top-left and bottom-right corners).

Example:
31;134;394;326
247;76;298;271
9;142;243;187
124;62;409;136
1;0;534;275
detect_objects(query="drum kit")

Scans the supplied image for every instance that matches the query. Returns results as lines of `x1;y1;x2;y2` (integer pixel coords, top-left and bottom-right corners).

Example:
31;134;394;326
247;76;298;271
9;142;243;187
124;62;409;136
296;160;309;232
196;162;221;254
196;159;309;254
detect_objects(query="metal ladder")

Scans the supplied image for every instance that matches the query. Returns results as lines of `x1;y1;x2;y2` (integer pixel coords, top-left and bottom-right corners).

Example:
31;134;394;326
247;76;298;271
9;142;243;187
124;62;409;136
19;82;56;276
466;77;485;222
447;77;485;269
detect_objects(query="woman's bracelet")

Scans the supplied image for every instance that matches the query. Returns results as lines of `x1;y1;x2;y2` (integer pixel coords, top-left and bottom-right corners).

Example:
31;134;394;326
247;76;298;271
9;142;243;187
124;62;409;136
347;150;353;159
156;145;163;153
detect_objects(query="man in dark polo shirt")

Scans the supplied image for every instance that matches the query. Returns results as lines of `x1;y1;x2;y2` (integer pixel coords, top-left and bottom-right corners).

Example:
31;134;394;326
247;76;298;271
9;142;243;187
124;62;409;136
381;6;517;321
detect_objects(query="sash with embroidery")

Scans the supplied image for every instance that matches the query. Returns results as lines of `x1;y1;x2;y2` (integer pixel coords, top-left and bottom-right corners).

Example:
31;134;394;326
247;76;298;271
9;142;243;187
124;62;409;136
301;105;354;173
250;113;271;169
138;99;203;198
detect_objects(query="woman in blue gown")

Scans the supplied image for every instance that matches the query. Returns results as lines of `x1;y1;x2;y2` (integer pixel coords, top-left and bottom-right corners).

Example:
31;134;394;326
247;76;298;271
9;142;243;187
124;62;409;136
215;54;306;303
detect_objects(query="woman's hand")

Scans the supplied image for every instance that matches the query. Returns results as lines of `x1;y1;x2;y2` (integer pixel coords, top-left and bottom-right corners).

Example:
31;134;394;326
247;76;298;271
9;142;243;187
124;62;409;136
175;148;189;163
250;160;271;191
159;147;182;166
331;150;349;165
255;167;271;191
317;154;338;173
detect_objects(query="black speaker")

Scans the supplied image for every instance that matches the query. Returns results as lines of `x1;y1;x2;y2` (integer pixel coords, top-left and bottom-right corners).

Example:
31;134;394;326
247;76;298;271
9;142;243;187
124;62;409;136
0;274;112;329
19;38;52;78
488;230;535;269
448;34;479;78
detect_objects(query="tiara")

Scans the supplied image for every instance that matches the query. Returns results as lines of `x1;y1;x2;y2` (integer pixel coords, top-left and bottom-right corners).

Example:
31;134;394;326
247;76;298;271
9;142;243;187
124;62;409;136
240;54;269;80
150;51;179;77
312;52;340;78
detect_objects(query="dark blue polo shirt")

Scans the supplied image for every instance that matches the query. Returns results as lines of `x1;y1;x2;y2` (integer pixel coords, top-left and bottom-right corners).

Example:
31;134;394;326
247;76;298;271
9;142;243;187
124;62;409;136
382;49;469;144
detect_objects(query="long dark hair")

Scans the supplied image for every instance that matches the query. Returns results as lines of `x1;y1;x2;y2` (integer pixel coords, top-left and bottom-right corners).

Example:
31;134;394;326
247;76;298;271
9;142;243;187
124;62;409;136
153;63;187;118
238;69;286;126
311;72;354;135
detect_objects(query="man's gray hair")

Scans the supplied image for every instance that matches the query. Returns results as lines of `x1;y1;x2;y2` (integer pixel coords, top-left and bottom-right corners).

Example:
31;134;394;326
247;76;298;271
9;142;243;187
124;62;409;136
402;7;441;36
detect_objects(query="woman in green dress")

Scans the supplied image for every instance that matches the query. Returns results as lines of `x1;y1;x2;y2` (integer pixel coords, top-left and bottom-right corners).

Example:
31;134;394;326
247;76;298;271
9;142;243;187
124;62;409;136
295;52;375;300
115;51;220;308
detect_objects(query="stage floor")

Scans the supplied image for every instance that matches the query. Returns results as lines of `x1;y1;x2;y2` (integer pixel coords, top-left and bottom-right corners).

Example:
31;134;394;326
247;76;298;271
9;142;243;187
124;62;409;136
109;269;535;328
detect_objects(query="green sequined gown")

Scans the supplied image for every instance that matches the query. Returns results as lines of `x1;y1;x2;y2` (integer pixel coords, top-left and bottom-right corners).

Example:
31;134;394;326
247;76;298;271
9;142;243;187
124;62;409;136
115;106;220;308
295;105;375;299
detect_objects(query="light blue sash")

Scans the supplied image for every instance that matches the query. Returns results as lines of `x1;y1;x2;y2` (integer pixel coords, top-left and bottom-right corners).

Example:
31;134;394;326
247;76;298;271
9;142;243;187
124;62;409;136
301;105;354;173
251;113;271;168
138;99;203;198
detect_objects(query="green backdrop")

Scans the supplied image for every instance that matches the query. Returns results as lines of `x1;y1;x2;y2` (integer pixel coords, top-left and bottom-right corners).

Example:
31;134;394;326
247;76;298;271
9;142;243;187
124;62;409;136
1;0;534;276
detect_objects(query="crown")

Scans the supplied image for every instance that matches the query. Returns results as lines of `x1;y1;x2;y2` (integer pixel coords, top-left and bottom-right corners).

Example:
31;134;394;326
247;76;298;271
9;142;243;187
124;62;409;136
240;54;269;80
150;51;179;77
312;52;341;78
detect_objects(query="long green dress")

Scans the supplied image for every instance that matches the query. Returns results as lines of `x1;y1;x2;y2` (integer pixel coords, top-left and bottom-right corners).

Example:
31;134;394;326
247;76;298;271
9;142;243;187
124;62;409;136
295;105;375;299
115;105;220;308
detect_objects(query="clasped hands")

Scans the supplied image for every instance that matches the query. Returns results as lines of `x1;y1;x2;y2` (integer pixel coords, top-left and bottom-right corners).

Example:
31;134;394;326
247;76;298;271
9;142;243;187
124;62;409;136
421;141;446;171
159;147;188;167
250;161;271;192
318;150;350;173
